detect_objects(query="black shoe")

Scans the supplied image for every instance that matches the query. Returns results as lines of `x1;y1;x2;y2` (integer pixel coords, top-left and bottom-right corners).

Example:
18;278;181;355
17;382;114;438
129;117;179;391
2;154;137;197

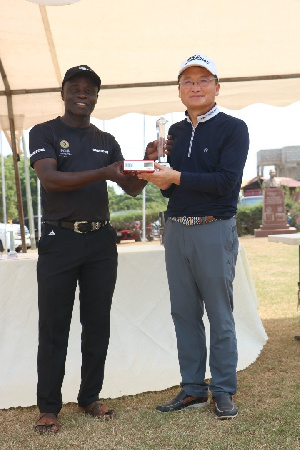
213;393;238;419
156;389;210;413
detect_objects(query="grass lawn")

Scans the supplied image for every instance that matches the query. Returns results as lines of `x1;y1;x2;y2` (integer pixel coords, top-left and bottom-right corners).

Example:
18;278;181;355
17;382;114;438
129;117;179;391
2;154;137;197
0;236;299;449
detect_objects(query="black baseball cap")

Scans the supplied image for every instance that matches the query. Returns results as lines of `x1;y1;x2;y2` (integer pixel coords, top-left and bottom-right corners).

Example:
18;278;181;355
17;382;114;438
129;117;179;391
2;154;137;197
62;65;101;91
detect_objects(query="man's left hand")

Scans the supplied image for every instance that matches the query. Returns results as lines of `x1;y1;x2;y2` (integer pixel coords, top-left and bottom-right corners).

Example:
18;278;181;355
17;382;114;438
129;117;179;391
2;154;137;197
138;162;180;190
145;135;173;160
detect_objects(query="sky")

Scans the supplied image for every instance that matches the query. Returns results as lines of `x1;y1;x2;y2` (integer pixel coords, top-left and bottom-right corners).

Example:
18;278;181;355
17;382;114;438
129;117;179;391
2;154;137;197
1;101;300;184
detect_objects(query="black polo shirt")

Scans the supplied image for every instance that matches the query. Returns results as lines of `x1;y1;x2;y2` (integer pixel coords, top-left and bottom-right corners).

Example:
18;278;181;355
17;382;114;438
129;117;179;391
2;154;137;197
29;117;123;221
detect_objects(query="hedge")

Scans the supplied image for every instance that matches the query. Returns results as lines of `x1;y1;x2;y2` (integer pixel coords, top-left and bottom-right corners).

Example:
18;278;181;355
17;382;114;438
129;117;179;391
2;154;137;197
110;201;298;236
110;210;160;230
236;204;263;236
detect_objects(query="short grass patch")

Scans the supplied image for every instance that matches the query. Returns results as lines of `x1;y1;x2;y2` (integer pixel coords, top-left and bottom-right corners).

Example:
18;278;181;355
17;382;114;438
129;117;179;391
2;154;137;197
0;236;299;449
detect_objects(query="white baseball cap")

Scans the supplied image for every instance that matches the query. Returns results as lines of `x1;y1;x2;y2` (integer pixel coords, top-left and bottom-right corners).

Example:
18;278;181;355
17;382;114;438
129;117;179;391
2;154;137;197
178;53;218;78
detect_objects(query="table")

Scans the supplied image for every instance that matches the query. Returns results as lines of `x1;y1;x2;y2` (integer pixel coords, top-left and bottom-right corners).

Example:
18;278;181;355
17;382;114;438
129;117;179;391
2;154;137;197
0;243;268;409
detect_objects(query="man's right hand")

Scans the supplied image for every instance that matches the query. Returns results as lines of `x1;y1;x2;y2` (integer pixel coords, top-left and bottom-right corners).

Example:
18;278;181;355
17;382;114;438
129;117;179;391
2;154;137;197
105;161;134;183
105;161;147;197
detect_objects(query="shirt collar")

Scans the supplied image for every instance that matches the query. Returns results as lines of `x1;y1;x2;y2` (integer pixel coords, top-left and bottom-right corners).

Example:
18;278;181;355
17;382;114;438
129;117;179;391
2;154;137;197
185;104;220;125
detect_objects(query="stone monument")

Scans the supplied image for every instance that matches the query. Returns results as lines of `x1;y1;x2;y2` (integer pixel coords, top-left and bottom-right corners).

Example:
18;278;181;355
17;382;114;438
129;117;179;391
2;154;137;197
255;184;297;237
262;169;282;188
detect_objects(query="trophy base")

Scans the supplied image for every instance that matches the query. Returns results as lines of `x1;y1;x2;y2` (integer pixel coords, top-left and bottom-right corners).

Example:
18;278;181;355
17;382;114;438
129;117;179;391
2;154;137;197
123;160;155;173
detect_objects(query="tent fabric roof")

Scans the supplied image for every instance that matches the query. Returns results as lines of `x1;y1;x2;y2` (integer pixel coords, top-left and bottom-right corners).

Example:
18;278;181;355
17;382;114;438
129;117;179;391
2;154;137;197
1;0;300;132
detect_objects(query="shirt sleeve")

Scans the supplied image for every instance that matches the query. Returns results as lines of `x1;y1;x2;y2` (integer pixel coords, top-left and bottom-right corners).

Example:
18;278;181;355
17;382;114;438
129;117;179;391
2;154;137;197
180;120;249;195
161;184;176;198
160;124;176;198
29;123;57;168
109;134;124;164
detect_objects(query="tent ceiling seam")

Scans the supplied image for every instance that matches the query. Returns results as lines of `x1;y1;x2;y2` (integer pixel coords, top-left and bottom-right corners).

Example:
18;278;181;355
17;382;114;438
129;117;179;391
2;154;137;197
39;5;62;86
1;73;299;97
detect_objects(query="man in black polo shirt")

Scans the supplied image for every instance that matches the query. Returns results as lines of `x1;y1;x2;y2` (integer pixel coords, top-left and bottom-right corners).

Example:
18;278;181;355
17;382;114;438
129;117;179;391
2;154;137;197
30;65;153;432
138;53;249;419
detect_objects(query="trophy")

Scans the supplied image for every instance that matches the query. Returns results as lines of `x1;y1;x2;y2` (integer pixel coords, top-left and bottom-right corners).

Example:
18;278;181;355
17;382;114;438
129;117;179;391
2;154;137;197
156;117;170;167
123;116;169;173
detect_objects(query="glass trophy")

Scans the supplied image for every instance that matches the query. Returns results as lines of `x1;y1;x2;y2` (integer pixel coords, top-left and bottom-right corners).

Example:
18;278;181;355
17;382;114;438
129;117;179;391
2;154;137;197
156;117;169;167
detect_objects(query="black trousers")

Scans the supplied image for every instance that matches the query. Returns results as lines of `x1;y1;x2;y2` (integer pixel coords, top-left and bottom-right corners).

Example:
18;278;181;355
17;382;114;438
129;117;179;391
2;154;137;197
36;223;118;414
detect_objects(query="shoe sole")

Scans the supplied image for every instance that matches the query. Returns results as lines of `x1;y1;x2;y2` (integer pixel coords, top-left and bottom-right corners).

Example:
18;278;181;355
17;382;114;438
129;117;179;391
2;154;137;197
188;399;210;408
156;399;210;413
215;412;238;420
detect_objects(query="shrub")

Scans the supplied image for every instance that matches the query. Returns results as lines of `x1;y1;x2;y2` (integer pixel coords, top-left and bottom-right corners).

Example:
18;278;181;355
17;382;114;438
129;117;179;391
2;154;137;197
236;204;263;236
287;200;300;230
110;211;159;231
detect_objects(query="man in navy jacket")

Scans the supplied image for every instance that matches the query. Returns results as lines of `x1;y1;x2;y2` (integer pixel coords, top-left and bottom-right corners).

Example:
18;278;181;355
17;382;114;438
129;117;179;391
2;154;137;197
139;53;249;419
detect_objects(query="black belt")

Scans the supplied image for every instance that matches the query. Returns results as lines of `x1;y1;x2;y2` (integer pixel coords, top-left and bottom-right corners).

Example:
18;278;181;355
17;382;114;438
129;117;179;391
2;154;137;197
44;220;109;234
170;216;233;226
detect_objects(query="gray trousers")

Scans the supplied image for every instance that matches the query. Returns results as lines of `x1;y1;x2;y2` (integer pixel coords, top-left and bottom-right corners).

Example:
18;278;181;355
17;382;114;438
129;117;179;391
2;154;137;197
164;217;239;398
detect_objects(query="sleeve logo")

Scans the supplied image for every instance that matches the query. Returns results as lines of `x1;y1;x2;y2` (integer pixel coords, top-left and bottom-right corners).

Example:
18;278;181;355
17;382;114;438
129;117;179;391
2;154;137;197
31;148;46;157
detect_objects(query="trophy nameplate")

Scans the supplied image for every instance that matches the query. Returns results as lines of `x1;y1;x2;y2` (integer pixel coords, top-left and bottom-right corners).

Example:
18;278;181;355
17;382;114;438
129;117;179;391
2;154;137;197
123;160;155;173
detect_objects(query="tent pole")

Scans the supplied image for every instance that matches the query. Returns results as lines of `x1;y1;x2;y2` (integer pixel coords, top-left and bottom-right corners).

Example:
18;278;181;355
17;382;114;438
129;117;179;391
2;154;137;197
0;58;26;253
142;115;146;242
22;133;36;250
1;132;8;252
1;73;299;98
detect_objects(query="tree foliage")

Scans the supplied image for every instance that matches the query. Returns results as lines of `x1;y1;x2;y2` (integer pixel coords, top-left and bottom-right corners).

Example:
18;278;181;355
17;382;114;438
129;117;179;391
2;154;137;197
108;183;168;214
0;155;38;222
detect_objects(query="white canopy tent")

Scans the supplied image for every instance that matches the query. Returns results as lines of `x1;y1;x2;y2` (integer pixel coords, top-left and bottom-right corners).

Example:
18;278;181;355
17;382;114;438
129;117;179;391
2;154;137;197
1;0;300;127
1;0;300;249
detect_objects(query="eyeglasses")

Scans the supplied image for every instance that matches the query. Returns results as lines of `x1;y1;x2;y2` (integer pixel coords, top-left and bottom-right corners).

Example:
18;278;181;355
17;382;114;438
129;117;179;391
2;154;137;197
179;77;217;89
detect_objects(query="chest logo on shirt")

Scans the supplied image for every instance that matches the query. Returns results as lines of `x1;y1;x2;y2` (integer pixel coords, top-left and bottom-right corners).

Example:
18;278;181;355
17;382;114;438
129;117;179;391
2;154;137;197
59;148;72;157
60;140;69;149
203;148;208;153
59;140;72;157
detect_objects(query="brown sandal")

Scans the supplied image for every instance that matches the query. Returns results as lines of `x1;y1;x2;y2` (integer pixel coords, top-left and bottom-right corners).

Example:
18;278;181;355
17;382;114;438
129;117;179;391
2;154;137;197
35;412;60;433
80;401;115;420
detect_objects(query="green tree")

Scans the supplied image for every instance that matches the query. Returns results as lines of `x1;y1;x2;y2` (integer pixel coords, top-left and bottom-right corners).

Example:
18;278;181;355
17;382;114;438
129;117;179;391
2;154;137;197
108;183;168;214
0;155;38;222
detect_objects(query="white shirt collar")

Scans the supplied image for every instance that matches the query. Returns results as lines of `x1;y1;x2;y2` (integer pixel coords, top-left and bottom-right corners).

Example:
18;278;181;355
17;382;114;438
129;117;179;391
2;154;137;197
185;104;220;125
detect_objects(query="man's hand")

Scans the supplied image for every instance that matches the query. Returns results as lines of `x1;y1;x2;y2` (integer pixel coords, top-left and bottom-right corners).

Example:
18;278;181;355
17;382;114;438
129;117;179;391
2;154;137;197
105;161;133;183
145;135;173;160
137;162;180;190
164;135;173;157
106;161;147;197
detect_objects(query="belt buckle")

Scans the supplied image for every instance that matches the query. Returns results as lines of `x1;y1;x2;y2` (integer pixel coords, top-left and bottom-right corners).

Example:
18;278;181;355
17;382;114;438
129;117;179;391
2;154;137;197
74;221;88;233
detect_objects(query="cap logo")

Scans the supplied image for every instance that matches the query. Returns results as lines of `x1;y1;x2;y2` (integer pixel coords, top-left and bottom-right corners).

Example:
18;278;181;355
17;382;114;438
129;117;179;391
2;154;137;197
78;66;90;71
185;54;210;66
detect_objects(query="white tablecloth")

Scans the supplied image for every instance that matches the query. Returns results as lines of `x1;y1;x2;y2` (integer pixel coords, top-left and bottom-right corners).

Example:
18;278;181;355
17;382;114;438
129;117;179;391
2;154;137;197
0;243;267;409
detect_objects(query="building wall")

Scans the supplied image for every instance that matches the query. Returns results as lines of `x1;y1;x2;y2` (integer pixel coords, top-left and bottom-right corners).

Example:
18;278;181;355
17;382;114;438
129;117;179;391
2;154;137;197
257;146;300;180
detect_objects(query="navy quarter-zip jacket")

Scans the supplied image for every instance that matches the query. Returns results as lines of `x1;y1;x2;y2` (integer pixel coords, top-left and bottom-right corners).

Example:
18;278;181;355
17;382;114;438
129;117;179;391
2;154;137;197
162;111;249;218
